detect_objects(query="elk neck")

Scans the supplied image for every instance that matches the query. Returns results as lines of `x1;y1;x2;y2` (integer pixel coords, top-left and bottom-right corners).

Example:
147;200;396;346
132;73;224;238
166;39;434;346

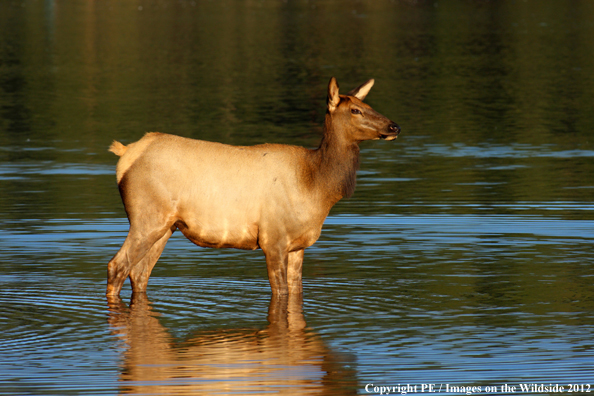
307;112;360;204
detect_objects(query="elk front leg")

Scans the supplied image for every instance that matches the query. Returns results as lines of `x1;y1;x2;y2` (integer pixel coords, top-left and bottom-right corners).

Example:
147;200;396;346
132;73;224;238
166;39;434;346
263;248;289;296
287;249;304;294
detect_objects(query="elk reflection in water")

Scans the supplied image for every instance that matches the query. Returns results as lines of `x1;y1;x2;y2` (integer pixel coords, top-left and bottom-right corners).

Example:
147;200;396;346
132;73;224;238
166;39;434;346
107;293;358;395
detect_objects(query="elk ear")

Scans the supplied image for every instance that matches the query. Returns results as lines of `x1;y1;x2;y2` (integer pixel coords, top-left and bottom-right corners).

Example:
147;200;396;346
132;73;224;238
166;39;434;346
347;79;375;101
327;77;340;112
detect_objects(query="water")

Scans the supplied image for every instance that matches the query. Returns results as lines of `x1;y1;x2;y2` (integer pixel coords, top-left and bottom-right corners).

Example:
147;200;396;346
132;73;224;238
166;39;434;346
1;0;594;394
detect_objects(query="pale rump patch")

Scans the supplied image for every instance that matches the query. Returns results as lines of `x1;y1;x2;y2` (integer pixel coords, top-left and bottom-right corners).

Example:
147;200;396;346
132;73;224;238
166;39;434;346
111;132;164;183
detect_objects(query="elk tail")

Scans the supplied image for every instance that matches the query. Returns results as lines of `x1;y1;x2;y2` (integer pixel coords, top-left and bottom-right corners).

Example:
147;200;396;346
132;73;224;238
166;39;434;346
109;141;128;157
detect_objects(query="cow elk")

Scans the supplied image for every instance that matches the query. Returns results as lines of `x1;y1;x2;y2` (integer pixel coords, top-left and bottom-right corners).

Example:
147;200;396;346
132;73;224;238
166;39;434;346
106;77;400;297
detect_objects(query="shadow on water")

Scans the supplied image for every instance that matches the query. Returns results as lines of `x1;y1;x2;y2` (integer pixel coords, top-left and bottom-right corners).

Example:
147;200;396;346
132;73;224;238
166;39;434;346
107;293;358;395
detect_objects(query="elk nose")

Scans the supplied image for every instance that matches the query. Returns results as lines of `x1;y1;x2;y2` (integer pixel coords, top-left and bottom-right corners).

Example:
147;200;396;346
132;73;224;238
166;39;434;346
388;123;400;135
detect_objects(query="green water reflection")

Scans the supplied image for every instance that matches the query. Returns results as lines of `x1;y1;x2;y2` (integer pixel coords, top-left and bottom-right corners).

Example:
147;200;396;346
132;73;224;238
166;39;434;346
1;0;593;220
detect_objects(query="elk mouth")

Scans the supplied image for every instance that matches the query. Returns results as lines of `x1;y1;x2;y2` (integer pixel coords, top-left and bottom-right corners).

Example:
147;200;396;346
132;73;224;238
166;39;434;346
380;123;400;140
380;134;399;141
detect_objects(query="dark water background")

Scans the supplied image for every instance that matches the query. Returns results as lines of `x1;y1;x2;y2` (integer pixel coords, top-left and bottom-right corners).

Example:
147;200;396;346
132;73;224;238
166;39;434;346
1;0;594;394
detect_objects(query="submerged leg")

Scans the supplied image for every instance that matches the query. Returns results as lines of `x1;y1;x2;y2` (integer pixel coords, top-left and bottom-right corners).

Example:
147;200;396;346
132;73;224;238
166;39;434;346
267;292;306;333
287;249;304;294
129;225;176;294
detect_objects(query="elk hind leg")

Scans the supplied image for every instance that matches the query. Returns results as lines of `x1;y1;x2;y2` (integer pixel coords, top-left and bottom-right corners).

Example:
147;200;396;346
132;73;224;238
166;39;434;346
106;224;173;297
129;225;176;294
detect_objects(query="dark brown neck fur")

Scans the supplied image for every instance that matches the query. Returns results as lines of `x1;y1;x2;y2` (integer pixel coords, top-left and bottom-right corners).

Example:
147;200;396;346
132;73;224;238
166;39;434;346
309;113;360;203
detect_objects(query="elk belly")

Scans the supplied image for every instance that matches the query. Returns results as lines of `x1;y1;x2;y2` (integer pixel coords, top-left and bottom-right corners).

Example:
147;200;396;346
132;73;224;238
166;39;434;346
176;218;260;250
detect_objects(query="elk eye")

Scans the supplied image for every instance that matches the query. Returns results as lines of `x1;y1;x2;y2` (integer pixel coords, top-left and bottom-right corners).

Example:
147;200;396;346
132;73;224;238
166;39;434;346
351;108;362;115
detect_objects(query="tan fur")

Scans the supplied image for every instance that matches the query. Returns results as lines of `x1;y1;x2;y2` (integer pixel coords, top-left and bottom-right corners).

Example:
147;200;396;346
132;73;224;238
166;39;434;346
108;140;127;156
110;132;164;183
106;78;400;297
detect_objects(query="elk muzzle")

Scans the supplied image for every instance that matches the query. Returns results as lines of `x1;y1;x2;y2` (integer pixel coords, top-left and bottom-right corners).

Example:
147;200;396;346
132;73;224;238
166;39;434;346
380;123;401;141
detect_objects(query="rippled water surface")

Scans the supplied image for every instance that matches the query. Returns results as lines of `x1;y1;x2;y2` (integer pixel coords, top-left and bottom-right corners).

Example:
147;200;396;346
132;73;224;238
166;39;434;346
1;0;594;395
